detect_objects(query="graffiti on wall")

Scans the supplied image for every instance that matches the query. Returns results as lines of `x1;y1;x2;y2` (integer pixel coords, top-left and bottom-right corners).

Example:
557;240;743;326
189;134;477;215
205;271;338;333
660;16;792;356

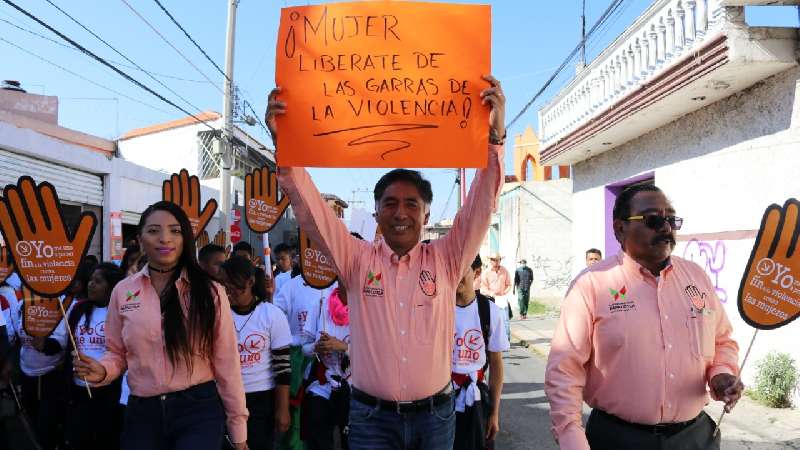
681;239;728;303
529;256;573;291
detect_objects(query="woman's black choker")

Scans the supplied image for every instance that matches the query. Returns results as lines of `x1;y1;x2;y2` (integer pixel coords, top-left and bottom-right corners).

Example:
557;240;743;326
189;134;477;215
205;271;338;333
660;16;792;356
149;264;178;274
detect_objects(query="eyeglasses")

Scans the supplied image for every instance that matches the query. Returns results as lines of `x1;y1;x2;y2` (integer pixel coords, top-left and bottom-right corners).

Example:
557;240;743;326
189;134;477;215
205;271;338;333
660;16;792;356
626;215;683;230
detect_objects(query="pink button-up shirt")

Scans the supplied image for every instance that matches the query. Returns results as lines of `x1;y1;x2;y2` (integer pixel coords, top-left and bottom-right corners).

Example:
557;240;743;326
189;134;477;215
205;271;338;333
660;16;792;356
99;267;248;443
480;266;511;298
279;145;503;401
545;252;739;450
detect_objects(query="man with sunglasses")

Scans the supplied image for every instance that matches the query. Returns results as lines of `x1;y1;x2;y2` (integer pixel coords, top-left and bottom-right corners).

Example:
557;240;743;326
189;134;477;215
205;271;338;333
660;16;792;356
545;184;742;450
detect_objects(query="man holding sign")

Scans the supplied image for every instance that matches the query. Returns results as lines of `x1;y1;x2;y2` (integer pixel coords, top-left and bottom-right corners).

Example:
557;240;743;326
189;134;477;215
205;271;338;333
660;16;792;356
545;184;742;450
266;64;504;447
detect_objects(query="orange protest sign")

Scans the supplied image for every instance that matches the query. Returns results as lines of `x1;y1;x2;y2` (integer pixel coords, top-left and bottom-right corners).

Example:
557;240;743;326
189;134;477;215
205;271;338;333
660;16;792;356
212;229;227;247
245;166;290;233
196;230;211;248
738;198;800;330
275;1;491;168
163;169;218;239
299;229;337;289
22;287;74;338
0;177;97;297
0;245;12;285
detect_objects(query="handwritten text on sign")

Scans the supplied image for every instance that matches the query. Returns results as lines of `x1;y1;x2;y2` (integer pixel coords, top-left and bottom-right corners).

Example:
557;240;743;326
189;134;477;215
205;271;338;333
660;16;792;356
275;2;491;168
738;198;800;330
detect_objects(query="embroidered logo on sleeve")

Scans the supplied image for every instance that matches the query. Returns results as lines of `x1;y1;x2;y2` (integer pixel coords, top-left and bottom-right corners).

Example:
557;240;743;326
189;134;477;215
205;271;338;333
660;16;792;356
362;271;384;297
608;286;635;313
419;270;437;297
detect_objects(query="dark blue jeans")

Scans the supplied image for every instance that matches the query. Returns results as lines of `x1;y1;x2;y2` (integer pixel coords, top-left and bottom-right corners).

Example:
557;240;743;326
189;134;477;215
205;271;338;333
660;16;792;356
122;381;225;450
348;394;456;450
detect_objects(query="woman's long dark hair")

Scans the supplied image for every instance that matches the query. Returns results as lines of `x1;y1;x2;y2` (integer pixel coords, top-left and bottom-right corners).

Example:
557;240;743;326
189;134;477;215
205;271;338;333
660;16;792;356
138;201;217;370
222;256;267;303
68;262;124;336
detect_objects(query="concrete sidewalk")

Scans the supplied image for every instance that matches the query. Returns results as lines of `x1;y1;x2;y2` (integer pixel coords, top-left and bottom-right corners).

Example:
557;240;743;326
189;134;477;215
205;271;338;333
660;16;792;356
509;313;800;449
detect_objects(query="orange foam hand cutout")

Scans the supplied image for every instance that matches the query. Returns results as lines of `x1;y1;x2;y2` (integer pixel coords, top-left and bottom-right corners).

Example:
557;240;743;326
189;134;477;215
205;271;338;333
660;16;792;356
196;230;210;248
22;286;75;338
0;245;12;285
162;169;217;239
0;177;97;297
245;166;289;234
299;229;337;289
738;198;800;330
275;2;491;168
212;229;227;247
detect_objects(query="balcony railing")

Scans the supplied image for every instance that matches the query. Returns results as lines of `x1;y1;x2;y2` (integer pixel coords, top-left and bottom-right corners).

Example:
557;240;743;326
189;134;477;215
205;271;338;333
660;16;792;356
539;0;726;148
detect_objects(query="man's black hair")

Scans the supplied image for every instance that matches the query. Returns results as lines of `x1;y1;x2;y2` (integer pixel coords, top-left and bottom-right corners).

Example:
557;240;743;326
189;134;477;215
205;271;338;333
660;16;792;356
586;248;602;256
471;255;482;270
374;169;433;204
198;244;225;263
612;184;662;221
274;243;292;255
232;241;253;255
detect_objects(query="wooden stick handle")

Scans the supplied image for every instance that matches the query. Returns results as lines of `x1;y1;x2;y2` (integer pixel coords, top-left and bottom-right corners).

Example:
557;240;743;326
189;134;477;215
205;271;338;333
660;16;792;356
57;298;92;399
714;328;758;436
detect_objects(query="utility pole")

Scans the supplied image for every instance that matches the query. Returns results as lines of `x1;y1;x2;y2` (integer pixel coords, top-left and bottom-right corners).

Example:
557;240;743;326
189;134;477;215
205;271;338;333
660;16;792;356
578;0;587;71
220;0;238;248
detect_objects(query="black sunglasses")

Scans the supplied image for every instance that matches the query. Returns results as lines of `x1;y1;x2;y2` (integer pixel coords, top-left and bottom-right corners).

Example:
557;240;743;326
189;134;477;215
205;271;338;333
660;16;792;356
626;215;683;231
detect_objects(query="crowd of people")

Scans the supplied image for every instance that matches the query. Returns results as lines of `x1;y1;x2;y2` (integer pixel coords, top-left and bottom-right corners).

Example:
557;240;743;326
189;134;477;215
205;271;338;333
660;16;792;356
0;73;745;450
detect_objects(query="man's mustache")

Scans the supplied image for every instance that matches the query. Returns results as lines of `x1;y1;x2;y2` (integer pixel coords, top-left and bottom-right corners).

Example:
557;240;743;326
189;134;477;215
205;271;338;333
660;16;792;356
652;234;676;246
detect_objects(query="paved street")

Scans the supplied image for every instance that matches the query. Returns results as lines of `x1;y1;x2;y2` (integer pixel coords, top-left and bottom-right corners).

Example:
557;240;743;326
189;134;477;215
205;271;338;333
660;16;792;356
494;343;561;450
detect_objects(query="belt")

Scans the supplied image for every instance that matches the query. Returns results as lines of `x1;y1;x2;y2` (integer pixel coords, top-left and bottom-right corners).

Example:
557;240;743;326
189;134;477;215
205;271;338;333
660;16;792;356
351;384;453;414
594;409;700;436
129;380;216;402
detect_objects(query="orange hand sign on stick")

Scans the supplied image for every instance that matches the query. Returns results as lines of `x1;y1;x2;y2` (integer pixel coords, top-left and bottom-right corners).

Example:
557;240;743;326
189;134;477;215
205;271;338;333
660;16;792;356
21;286;75;338
245;166;289;234
162;169;217;239
738;198;800;330
0;245;12;285
212;229;227;247
196;230;210;248
0;177;97;297
299;229;337;289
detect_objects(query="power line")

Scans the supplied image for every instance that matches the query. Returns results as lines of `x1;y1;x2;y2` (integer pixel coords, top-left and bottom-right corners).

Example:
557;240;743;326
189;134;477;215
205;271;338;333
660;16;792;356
118;0;224;95
151;0;229;82
41;0;209;116
0;16;208;84
0;0;216;130
505;0;627;129
0;37;171;115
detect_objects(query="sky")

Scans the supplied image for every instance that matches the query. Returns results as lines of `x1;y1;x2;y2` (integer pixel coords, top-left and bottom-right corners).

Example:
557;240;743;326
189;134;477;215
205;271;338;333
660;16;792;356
1;1;797;221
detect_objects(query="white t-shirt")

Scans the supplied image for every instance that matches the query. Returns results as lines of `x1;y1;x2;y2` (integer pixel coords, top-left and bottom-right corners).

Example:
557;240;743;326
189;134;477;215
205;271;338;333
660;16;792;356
72;305;109;387
233;301;293;393
274;271;293;298
452;297;510;375
10;296;69;377
274;276;336;346
0;285;18;343
302;295;351;400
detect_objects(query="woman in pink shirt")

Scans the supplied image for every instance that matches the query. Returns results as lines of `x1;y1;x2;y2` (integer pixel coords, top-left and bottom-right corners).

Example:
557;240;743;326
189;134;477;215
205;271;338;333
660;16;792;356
74;201;248;450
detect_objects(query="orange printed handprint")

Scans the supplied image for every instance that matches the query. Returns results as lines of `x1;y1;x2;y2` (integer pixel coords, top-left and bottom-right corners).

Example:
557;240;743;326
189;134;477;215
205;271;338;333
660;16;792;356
738;198;800;330
0;177;97;297
299;229;337;289
163;169;217;239
245;166;289;234
0;244;12;284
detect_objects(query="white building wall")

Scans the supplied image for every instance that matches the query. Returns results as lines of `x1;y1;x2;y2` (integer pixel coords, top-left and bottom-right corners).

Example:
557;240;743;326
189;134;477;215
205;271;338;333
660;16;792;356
118;125;203;175
571;66;800;401
499;179;573;304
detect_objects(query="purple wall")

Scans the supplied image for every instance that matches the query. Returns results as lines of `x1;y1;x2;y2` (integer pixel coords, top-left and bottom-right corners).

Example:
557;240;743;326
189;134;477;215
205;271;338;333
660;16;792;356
603;172;655;257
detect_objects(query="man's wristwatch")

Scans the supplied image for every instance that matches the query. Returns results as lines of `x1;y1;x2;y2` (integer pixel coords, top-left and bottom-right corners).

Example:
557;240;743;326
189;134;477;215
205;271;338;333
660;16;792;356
489;128;507;145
